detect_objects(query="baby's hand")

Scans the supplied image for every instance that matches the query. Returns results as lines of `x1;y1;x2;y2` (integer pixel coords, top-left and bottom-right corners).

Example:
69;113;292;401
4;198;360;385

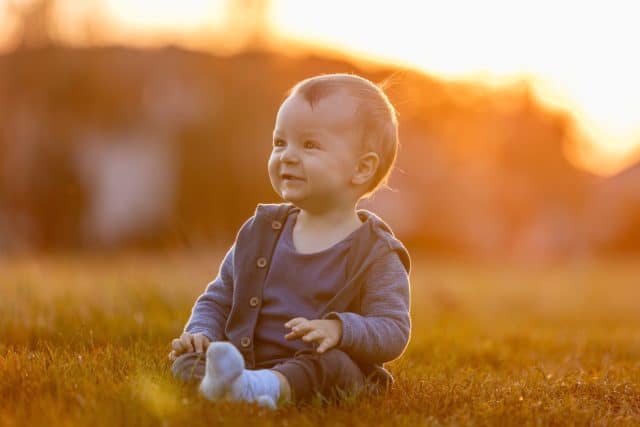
284;317;342;354
168;332;210;361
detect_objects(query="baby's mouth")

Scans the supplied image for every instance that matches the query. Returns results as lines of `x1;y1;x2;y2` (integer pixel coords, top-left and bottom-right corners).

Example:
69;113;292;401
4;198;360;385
281;174;305;181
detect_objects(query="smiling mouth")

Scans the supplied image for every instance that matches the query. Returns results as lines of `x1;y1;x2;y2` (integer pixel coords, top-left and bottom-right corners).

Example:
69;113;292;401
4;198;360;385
281;174;305;181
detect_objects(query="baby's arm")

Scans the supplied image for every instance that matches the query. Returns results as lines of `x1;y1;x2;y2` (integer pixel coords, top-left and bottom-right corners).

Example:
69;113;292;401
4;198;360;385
182;243;235;343
323;250;411;364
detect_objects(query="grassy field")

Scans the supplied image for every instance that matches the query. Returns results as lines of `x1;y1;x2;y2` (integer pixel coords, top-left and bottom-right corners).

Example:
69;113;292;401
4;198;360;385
1;251;639;426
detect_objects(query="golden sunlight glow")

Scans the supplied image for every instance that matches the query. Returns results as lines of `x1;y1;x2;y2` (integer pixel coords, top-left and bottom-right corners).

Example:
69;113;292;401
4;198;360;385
270;0;640;175
1;0;638;174
104;0;225;30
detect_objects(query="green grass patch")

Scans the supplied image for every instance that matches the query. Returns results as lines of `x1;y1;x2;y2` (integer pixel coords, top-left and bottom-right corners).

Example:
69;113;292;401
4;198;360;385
1;252;639;426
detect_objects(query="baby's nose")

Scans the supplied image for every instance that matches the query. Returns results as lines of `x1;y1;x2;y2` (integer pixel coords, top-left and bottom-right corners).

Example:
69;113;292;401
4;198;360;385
280;147;300;163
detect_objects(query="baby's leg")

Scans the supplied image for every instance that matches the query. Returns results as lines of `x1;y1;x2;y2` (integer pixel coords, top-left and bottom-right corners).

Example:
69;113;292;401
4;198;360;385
270;348;366;403
171;351;206;383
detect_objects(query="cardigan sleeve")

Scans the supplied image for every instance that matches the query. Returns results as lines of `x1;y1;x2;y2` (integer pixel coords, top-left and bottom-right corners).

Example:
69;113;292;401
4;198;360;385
323;249;411;364
183;243;235;342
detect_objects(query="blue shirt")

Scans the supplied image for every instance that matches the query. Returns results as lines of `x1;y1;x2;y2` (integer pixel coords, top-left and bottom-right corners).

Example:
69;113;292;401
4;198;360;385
253;209;359;362
183;202;411;380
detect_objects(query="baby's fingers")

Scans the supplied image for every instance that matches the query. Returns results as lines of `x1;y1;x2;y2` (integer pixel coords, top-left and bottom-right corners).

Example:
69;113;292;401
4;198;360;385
202;336;211;351
179;332;195;352
285;317;308;329
316;337;335;354
171;338;184;352
286;322;315;341
192;334;209;353
302;330;323;343
285;329;304;340
284;318;310;340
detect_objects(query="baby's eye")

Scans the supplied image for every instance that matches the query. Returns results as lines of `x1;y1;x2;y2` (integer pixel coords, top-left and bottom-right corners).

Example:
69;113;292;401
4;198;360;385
273;139;285;147
303;140;317;149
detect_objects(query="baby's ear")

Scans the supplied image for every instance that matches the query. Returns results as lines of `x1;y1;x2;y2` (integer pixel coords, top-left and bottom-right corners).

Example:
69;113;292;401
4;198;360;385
352;152;379;185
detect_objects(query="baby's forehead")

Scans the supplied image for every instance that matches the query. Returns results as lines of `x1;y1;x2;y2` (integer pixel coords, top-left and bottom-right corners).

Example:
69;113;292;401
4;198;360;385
275;92;361;133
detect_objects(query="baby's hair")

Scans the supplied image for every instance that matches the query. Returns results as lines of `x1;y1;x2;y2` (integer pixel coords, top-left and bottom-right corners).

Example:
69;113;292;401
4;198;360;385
286;73;399;199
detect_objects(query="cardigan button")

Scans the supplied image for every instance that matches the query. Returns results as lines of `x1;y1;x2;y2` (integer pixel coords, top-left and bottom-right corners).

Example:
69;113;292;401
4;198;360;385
271;220;282;230
256;257;267;268
240;336;251;348
249;297;260;307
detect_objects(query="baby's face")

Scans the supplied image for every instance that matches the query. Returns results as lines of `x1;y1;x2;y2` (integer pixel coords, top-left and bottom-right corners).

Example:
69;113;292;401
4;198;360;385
268;91;364;211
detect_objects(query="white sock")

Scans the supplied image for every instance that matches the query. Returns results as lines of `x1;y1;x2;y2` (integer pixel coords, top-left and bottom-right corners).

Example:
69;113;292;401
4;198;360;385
230;368;280;409
199;342;280;409
199;342;244;400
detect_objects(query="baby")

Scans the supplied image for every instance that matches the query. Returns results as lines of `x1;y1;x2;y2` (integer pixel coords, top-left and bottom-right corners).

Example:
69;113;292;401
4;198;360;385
169;73;411;408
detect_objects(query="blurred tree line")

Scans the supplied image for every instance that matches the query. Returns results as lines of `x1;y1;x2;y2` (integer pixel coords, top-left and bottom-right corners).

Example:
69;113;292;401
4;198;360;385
0;44;638;259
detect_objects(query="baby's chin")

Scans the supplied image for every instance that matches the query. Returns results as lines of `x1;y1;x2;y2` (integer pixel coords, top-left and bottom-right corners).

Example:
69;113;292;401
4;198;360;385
278;190;312;209
279;193;305;206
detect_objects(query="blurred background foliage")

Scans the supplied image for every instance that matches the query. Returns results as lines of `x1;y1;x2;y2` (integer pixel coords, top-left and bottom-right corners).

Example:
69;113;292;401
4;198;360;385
0;0;639;260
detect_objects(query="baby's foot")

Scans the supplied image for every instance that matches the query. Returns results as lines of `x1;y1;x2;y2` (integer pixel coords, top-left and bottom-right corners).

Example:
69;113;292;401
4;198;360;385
199;342;244;400
198;342;280;409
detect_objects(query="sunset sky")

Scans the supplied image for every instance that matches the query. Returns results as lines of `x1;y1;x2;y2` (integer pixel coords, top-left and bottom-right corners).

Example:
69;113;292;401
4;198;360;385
1;0;639;175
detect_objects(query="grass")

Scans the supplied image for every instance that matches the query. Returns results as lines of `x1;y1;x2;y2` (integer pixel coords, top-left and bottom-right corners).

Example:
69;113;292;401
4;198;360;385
1;251;639;426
